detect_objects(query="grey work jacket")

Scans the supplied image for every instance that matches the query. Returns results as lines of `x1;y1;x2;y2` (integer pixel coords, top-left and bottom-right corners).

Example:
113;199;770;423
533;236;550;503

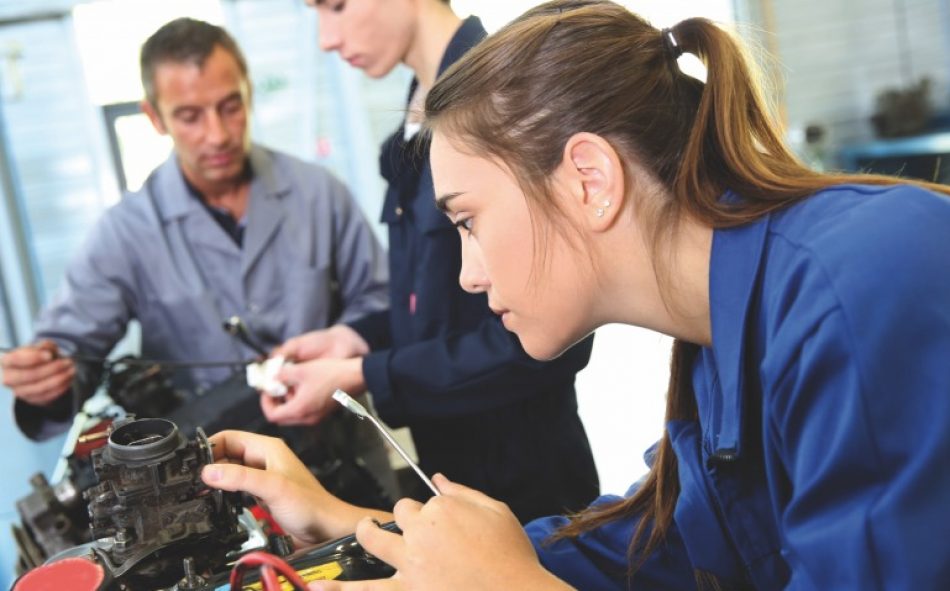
16;145;388;439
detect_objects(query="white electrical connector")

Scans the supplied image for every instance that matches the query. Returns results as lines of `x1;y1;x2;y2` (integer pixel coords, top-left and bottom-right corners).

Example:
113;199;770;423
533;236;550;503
246;356;289;397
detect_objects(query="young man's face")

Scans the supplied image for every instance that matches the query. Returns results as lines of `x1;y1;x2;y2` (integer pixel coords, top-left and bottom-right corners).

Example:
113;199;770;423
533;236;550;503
309;0;416;78
142;45;252;190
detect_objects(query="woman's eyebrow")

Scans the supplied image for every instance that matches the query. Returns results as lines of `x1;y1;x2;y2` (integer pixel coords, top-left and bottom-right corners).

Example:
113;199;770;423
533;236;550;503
435;191;466;213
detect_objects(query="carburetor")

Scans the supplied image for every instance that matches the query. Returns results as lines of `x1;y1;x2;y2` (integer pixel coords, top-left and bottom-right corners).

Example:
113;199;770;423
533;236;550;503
83;417;246;587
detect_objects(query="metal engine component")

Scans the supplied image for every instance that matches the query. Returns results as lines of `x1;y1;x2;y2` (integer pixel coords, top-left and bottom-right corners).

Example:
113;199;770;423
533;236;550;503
106;358;185;420
82;417;247;587
12;472;88;572
13;418;115;574
13;415;397;590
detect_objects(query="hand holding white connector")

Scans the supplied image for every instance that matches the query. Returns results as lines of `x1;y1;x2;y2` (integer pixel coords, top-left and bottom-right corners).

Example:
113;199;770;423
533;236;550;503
246;356;290;398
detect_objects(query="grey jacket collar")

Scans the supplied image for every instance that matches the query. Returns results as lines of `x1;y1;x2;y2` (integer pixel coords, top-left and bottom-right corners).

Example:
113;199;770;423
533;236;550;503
148;144;290;219
145;144;291;276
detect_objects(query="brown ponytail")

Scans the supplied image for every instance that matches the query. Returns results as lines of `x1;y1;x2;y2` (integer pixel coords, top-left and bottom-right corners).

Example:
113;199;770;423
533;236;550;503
424;0;950;580
551;340;700;575
669;18;827;224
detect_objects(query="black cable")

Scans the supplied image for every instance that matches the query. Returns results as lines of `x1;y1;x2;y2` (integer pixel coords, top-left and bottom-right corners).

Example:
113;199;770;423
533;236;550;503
0;345;256;371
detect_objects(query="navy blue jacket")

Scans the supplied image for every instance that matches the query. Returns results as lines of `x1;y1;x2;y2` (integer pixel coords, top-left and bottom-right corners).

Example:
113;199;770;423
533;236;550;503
527;184;950;588
348;17;598;522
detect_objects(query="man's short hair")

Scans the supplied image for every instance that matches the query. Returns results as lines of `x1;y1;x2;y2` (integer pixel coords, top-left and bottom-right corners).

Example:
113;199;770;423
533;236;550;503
140;17;249;107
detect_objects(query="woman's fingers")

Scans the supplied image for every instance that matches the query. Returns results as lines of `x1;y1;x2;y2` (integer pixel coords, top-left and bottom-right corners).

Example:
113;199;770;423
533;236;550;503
391;497;424;527
207;430;288;469
354;517;408;571
202;462;280;499
430;473;508;512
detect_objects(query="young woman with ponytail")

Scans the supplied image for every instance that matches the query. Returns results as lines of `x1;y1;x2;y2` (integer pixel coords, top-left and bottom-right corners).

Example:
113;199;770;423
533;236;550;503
197;1;950;588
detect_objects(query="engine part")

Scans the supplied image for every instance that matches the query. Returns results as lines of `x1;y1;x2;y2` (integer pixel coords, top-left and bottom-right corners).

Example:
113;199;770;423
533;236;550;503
106;357;185;419
273;520;398;583
13;417;115;574
191;522;400;590
12;472;88;573
13;556;105;591
81;417;247;587
13;415;397;591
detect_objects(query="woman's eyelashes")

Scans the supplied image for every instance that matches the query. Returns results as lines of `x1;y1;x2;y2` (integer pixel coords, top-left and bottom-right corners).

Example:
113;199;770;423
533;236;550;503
453;216;474;235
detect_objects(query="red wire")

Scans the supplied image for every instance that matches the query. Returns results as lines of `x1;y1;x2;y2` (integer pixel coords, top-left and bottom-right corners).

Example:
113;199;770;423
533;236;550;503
229;551;310;591
260;565;281;591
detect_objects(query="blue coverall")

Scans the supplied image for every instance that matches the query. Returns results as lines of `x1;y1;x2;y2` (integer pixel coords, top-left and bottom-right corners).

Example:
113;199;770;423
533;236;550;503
528;184;950;589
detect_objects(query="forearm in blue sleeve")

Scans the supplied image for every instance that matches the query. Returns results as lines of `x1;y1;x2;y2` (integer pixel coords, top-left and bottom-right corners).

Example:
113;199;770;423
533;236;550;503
361;317;593;426
526;495;697;591
346;309;393;351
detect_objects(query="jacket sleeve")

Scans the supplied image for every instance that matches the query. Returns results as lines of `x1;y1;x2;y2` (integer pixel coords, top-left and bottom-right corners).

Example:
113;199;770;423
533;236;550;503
326;177;390;326
346;309;392;351
761;212;950;589
525;490;697;591
14;210;137;440
358;316;593;427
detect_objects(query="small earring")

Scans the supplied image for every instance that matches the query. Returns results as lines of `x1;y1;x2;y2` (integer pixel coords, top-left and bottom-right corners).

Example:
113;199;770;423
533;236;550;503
595;208;605;217
603;200;611;208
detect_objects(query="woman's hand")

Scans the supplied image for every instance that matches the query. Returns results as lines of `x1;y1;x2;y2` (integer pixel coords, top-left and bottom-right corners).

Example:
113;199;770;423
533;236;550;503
201;430;392;545
310;474;572;591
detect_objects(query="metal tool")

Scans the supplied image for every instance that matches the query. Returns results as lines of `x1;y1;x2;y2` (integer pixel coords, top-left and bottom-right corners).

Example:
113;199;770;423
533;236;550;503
332;389;441;497
222;315;268;357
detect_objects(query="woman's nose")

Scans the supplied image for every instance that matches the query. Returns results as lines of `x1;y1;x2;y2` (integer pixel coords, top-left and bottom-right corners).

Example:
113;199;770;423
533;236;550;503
459;241;489;294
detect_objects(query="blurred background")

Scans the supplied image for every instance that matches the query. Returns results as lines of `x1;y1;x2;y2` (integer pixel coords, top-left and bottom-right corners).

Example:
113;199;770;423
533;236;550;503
0;0;947;585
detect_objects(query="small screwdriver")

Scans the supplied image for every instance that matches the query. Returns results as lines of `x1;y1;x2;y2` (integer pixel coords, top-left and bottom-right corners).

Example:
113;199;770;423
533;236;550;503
222;315;269;358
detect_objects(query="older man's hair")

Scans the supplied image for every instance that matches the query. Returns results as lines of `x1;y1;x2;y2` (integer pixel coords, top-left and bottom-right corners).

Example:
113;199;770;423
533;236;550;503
140;17;249;107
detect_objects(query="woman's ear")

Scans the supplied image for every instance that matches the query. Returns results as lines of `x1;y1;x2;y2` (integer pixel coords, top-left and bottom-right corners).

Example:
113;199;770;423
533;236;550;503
555;132;625;231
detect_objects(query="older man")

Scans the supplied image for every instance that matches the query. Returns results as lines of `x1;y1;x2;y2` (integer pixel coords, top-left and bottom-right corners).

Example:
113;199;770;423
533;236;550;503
0;18;394;503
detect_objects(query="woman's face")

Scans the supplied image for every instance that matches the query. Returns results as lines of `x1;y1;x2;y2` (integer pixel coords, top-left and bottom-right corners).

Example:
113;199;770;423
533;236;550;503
430;131;597;361
309;0;416;78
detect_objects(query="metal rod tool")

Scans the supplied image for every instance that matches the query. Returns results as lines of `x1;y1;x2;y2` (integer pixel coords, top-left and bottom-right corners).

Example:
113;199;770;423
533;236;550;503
332;389;441;497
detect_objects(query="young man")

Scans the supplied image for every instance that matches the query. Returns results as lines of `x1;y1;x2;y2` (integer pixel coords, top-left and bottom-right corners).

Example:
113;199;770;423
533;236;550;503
264;0;600;523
